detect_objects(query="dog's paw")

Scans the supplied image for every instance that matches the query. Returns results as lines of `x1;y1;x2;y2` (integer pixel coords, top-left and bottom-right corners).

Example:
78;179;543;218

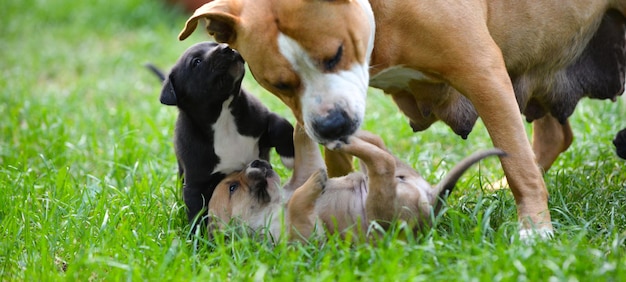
325;140;347;151
310;169;328;191
515;227;554;244
485;176;509;191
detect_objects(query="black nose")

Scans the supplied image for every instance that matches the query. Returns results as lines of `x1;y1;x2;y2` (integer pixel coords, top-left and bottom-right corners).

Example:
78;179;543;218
216;44;243;62
311;108;357;141
251;160;272;170
216;44;234;54
216;43;229;51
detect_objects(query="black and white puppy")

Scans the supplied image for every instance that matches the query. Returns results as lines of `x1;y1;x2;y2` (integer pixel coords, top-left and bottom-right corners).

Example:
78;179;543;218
150;42;295;232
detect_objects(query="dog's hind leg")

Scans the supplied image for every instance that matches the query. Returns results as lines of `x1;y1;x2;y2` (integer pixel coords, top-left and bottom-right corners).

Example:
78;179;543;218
283;124;326;195
287;169;327;242
352;130;387;150
532;116;573;172
325;149;353;178
532;9;625;171
333;133;397;228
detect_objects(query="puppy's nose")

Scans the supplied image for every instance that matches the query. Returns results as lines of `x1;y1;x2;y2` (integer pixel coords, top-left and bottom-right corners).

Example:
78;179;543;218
216;44;234;54
251;160;272;170
216;44;243;62
311;108;357;141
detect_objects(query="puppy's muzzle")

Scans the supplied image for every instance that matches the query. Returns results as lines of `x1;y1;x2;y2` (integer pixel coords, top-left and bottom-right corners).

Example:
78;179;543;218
246;160;274;179
311;108;358;143
215;44;244;63
251;159;272;170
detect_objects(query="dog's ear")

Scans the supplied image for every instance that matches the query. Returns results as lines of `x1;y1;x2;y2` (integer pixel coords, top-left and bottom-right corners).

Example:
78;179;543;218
178;0;241;44
160;75;178;106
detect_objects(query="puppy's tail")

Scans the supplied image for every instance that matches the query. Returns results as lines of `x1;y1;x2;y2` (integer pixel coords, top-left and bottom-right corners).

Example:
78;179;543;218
145;63;166;82
431;148;506;214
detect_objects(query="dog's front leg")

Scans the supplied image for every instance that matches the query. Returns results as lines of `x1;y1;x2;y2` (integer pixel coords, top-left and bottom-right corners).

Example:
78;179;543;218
183;180;216;234
265;114;296;169
532;115;573;172
446;39;553;238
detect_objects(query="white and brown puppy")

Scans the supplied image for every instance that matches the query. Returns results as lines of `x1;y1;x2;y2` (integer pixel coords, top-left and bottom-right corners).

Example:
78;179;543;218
178;0;626;238
208;126;504;242
155;42;295;232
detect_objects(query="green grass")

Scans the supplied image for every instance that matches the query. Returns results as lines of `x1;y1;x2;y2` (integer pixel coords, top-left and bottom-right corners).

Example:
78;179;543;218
1;0;625;280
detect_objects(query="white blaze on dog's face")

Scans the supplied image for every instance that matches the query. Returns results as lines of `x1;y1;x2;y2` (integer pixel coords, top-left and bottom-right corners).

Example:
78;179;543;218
179;0;375;143
208;160;282;229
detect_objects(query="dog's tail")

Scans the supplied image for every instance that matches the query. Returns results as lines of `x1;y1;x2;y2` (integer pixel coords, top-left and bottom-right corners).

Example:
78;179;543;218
431;148;506;214
145;63;166;82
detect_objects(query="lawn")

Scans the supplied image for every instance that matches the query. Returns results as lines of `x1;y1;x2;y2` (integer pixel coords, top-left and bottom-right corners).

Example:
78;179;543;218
1;0;625;280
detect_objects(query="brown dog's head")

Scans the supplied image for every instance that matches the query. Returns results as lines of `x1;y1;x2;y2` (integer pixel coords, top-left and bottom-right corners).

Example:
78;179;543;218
179;0;375;144
208;159;282;230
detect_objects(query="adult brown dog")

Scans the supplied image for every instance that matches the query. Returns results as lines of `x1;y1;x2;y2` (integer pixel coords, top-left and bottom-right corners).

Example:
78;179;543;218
208;126;504;242
179;0;626;238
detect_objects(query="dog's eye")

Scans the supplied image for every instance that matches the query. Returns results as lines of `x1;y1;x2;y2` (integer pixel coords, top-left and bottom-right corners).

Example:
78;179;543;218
396;175;405;181
323;44;343;72
273;82;293;92
191;58;202;68
229;183;239;194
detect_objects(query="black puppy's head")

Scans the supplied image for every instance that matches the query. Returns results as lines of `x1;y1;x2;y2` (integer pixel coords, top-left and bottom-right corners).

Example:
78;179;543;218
160;42;245;108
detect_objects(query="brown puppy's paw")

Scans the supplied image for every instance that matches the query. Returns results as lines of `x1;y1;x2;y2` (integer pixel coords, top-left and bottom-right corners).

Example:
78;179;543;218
325;140;346;151
327;134;361;151
310;169;328;191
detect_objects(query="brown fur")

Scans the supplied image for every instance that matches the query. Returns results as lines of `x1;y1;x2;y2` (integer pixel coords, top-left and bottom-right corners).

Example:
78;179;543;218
180;0;626;237
208;126;504;242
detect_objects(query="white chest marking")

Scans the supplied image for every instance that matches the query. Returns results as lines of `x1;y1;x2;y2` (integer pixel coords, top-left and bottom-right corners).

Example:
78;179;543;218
369;66;438;92
213;97;260;174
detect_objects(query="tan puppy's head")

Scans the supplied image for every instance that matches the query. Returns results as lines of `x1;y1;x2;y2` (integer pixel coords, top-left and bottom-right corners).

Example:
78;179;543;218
208;160;282;230
179;0;375;144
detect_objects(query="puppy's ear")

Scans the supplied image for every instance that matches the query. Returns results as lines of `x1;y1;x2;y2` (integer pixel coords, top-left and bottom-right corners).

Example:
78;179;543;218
160;76;178;106
178;0;241;44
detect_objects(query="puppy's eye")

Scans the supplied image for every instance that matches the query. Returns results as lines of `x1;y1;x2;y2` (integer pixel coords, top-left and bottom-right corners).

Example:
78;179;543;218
323;44;343;72
396;175;405;181
192;58;202;68
229;183;238;194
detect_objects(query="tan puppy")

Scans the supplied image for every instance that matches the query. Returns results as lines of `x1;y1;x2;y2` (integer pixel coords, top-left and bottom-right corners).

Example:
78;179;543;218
179;0;626;238
208;126;504;242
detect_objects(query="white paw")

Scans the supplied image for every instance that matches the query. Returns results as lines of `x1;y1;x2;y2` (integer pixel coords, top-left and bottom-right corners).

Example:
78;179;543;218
517;227;554;243
485;176;509;191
